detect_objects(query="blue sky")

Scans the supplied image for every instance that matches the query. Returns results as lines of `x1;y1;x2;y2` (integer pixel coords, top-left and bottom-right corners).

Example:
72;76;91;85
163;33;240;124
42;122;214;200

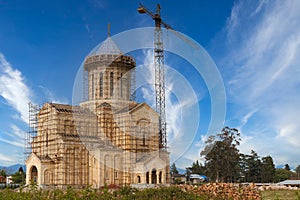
1;0;300;170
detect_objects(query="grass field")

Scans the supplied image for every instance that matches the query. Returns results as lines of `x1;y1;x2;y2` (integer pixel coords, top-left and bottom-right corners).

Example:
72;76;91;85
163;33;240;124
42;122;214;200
261;190;300;200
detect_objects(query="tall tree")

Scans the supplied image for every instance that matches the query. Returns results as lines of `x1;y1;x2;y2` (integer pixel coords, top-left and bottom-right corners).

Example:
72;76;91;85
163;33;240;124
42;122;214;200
247;150;262;183
0;169;6;177
284;164;291;171
170;163;179;175
187;160;206;175
239;150;263;183
261;156;275;183
18;167;24;173
295;165;300;179
201;126;241;182
239;153;248;182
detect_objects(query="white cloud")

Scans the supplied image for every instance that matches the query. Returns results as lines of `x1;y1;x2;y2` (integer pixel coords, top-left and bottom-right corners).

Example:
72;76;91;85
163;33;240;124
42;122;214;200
273;102;300;148
138;50;183;140
0;137;23;148
0;53;67;119
226;1;241;35
38;85;69;104
0;53;67;166
0;153;14;163
222;0;300;166
250;0;267;17
0;53;31;123
10;124;24;139
138;49;200;164
2;124;24;140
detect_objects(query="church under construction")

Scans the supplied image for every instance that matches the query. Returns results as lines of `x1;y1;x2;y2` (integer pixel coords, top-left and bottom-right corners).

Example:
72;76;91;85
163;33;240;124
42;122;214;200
25;34;170;188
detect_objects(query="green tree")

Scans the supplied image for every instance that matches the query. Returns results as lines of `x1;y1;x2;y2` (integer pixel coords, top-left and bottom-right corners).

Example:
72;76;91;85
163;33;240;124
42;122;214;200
187;160;206;175
284;164;291;171
247;150;262;183
170;163;179;175
18;167;24;173
201;126;241;182
239;151;261;183
239;153;248;182
12;167;25;184
295;165;300;179
0;169;6;177
275;168;290;182
261;156;275;183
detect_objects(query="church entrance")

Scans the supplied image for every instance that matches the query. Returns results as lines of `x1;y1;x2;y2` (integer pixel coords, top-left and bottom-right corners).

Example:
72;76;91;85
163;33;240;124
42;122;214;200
151;169;157;184
146;172;149;184
30;166;38;184
159;171;162;183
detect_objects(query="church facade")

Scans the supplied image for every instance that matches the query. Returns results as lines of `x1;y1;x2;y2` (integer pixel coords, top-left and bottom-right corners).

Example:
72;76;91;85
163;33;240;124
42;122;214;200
25;36;170;188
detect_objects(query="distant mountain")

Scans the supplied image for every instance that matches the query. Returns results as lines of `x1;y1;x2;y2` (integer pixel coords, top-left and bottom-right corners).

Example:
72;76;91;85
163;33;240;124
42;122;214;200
0;164;26;175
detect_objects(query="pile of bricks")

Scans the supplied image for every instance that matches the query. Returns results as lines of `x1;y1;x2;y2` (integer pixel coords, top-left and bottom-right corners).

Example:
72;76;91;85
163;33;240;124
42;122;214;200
179;183;261;200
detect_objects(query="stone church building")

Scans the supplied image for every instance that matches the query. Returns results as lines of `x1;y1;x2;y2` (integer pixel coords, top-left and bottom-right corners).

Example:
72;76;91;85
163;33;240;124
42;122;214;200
25;35;170;188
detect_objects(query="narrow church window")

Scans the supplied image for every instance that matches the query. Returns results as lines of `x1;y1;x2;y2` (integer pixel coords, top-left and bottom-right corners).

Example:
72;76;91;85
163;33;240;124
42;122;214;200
146;172;149;184
91;74;94;100
110;72;114;96
105;171;109;179
114;171;118;179
99;73;103;97
142;127;146;146
159;171;162;183
46;131;48;147
120;73;123;97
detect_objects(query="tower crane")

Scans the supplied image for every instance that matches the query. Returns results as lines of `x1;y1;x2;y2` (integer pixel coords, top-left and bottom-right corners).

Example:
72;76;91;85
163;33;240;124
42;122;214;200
138;3;170;149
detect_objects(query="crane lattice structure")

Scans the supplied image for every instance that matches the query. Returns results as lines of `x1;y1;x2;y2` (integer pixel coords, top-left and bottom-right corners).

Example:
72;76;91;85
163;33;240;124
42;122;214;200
138;3;172;149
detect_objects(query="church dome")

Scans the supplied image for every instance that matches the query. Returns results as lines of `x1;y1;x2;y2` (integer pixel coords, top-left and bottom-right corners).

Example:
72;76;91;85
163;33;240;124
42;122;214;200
89;37;122;56
84;35;135;66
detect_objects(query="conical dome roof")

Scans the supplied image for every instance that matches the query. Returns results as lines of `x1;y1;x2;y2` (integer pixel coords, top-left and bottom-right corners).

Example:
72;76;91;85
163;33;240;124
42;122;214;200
89;37;122;56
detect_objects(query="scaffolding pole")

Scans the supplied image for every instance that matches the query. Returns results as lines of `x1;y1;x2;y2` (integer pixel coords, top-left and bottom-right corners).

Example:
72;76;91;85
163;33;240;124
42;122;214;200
25;102;40;160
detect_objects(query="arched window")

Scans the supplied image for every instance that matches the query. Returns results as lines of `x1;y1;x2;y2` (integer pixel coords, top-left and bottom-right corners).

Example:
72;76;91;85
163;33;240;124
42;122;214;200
151;169;157;184
110;72;114;97
137;175;141;183
44;169;53;185
99;73;103;97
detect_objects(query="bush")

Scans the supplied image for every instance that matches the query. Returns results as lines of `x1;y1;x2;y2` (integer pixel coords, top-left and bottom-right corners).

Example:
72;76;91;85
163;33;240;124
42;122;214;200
0;183;262;200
